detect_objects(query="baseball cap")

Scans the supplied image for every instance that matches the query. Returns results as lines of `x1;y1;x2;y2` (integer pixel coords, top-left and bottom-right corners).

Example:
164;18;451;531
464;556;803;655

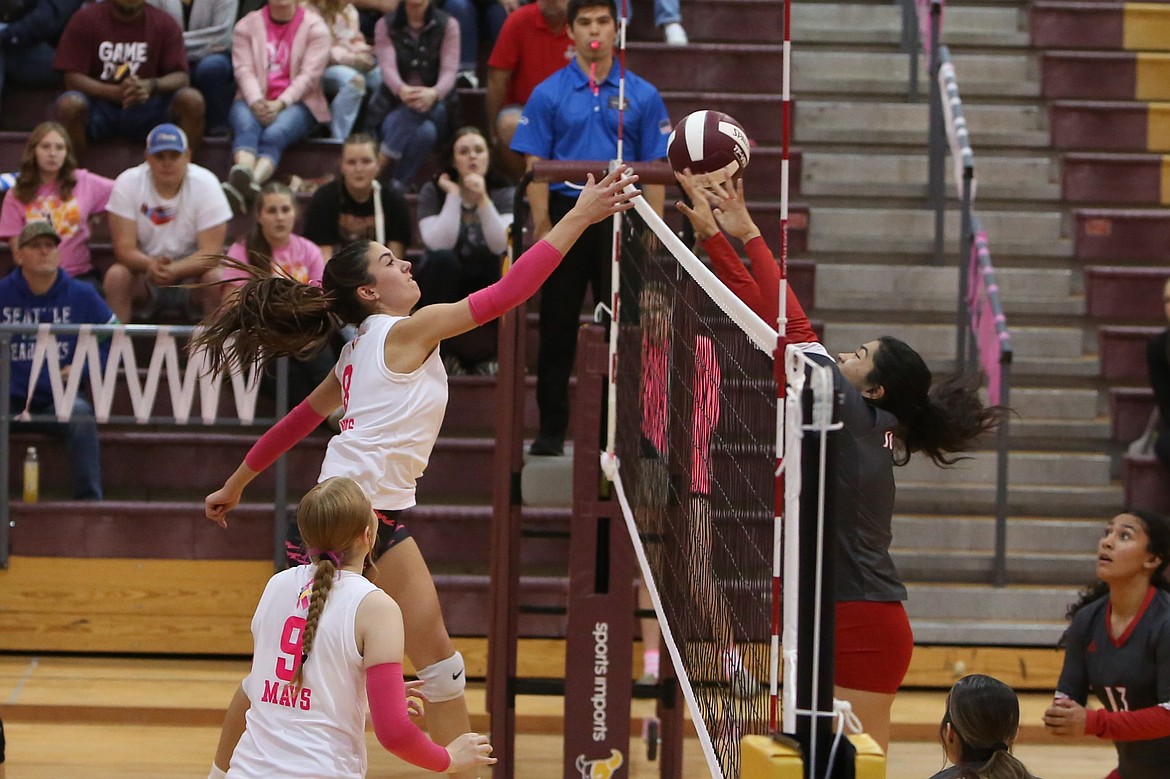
17;221;60;248
146;123;188;155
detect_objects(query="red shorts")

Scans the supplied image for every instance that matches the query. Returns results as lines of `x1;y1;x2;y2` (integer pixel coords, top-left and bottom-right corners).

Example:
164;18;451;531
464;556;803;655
834;600;913;694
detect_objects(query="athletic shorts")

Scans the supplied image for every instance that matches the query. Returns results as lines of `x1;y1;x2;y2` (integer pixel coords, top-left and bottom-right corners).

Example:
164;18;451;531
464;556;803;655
285;508;411;567
834;600;913;694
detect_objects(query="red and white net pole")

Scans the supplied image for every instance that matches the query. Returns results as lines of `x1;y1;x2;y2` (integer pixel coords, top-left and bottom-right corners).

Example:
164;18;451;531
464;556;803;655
604;0;629;460
770;0;794;734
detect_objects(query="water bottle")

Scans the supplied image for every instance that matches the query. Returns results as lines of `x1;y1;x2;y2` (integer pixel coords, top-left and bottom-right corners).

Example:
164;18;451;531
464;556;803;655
23;446;38;503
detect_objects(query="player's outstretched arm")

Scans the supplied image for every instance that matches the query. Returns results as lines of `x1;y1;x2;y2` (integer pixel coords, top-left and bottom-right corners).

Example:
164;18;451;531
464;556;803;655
205;373;342;527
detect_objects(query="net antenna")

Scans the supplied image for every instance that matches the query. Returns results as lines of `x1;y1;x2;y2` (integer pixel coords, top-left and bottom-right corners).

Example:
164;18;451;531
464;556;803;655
602;0;632;464
771;0;795;732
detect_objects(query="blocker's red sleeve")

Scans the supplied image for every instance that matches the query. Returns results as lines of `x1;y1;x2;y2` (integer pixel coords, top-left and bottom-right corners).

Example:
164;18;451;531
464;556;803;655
243;399;326;473
367;662;452;772
745;236;818;344
702;233;768;320
1085;705;1170;741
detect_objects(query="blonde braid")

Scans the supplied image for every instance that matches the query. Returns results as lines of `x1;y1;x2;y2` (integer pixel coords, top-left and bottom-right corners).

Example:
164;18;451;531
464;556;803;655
291;556;338;691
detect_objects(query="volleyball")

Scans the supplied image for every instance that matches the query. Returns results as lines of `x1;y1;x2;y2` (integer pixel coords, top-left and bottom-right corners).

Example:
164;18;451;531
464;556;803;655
667;110;751;187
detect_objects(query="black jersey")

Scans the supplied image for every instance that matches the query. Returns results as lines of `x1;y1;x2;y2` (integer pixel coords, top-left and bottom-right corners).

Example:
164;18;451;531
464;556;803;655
1058;588;1170;778
808;351;905;602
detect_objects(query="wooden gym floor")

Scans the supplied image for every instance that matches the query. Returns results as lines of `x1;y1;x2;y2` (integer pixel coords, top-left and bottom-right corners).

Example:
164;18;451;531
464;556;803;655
0;654;1119;778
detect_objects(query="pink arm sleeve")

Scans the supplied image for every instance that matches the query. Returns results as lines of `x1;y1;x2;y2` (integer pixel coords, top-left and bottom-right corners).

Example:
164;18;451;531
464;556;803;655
467;239;563;325
1086;705;1170;741
367;663;452;772
243;399;326;473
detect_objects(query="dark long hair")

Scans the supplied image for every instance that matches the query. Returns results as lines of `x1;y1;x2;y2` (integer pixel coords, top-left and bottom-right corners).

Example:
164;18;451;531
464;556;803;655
867;336;1002;466
15;122;77;204
192;240;375;376
438;126;510;191
939;674;1034;779
1064;509;1170;626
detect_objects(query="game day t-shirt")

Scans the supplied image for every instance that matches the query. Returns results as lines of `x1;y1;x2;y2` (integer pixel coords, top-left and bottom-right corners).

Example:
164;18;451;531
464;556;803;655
53;2;188;83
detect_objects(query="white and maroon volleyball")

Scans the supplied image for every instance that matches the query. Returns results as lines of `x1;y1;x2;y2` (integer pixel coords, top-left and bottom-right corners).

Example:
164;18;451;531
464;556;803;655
667;110;751;187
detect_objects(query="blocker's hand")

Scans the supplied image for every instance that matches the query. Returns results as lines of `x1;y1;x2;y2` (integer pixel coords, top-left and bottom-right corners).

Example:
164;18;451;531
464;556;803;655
675;168;720;241
569;164;639;225
708;177;761;244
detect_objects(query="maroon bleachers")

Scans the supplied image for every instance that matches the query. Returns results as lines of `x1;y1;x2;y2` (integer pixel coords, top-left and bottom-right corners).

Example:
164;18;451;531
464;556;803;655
1085;266;1170;319
1051;100;1153;152
1098;325;1161;381
1125;454;1170;512
1043;51;1138;100
1074;209;1170;261
1063;152;1163;203
1111;387;1157;442
1031;2;1128;50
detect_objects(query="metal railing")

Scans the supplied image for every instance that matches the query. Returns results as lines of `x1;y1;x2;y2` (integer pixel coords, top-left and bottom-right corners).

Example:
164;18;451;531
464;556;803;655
0;323;292;569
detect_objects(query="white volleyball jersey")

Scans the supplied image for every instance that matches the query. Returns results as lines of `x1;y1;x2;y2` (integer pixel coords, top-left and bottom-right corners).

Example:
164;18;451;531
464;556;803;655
229;566;378;779
320;314;449;510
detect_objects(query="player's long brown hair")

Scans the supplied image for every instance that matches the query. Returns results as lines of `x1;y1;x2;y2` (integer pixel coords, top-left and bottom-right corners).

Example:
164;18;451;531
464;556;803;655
15;122;78;204
291;477;376;692
191;240;375;376
938;674;1035;779
867;336;1003;466
1063;509;1170;629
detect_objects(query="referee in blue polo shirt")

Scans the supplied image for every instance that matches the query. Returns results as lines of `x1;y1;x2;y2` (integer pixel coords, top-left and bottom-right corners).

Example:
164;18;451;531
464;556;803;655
511;0;670;456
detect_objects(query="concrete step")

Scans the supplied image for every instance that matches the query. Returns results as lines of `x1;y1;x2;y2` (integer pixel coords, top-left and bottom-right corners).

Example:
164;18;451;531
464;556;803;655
823;321;1084;361
793;50;1038;98
895;482;1122;518
812;264;1081;317
796;100;1049;148
893;515;1103;555
808;207;1072;259
792;3;1028;47
1010;388;1100;420
896;450;1111;487
896;549;1096;585
906;584;1075;645
801;151;1060;201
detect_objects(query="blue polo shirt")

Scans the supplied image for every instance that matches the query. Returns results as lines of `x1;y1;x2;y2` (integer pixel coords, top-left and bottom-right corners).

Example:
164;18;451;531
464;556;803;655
511;58;671;197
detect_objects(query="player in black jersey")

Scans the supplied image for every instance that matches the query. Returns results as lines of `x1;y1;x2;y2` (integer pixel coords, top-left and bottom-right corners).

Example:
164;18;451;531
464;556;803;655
1046;509;1170;779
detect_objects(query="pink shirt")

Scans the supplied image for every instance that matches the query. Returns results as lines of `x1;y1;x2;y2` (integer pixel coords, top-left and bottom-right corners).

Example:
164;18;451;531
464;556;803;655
224;233;325;287
263;6;306;101
0;169;115;277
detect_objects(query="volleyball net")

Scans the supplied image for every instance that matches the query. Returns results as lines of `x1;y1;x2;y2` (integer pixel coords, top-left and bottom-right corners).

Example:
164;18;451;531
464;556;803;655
602;195;844;778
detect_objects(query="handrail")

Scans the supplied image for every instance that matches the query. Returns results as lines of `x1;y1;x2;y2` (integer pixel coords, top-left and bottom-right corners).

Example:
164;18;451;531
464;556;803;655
0;323;291;569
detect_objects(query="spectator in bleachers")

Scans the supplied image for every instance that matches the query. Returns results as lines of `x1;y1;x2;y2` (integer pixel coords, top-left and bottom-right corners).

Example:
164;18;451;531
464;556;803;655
308;0;382;140
618;0;687;45
0;0;83;108
223;181;332;404
303;133;411;261
415;126;511;374
510;0;669;456
484;0;572;180
53;0;205;159
149;0;239;138
366;0;459;191
1149;277;1170;470
224;0;331;215
103;123;231;323
1;220;115;500
0;122;115;293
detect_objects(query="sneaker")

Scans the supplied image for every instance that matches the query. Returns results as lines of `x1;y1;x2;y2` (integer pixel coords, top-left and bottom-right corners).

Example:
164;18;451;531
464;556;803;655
455;70;479;89
442;354;467;376
663;22;688;46
229;164;260;209
635;672;659;686
529;433;564;457
222;181;248;215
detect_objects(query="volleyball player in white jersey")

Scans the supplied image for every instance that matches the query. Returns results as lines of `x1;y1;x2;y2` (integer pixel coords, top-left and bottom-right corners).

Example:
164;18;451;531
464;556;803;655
197;165;639;779
225;477;493;778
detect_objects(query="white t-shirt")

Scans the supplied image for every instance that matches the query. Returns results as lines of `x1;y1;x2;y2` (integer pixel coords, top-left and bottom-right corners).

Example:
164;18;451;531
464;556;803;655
230;566;378;779
106;162;232;260
320;314;449;511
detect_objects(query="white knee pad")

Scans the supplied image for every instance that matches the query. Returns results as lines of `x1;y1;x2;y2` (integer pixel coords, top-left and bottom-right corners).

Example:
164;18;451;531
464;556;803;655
416;651;466;703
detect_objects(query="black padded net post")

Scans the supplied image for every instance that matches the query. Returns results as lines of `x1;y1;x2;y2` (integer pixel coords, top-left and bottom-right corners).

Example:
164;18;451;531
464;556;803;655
610;203;776;778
